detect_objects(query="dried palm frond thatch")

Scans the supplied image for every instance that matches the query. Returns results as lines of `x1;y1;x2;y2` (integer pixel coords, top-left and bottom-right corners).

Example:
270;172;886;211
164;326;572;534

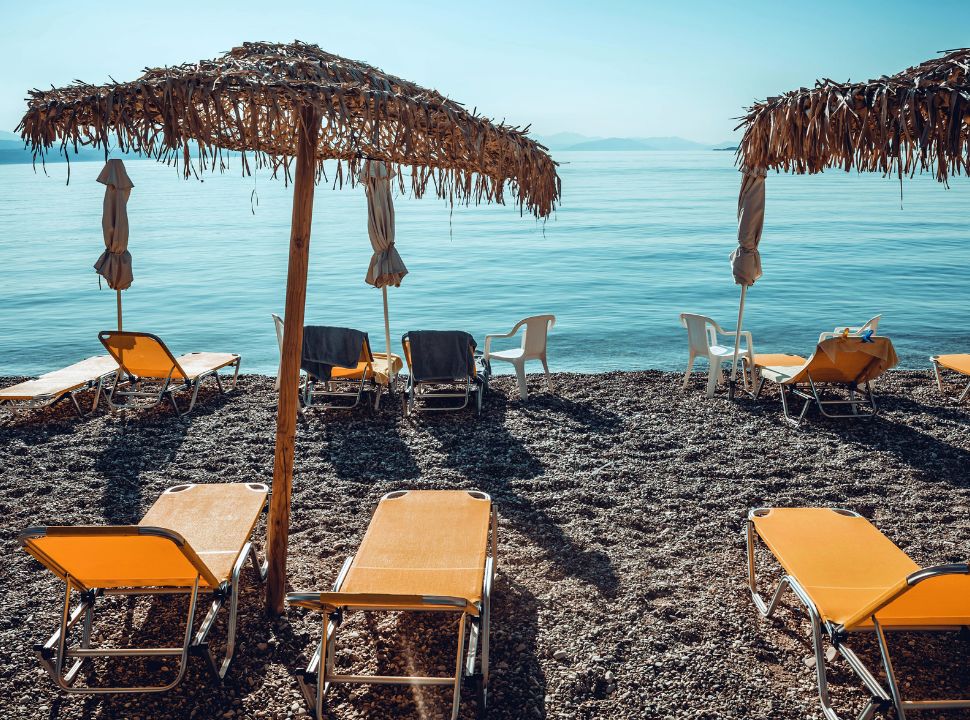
737;48;970;183
18;40;560;217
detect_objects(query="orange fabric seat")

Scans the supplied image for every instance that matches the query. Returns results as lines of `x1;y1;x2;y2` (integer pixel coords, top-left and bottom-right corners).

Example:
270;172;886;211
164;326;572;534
290;491;492;614
751;508;970;629
21;483;267;590
936;354;970;376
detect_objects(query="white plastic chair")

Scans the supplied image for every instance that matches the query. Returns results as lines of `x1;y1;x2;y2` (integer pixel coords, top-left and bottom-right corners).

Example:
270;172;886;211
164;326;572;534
818;314;882;342
483;315;555;400
679;313;753;398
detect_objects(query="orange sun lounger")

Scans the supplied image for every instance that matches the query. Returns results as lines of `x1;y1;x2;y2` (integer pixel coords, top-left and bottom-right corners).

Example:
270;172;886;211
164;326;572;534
744;336;898;426
0;355;119;416
930;354;970;403
287;490;497;720
19;483;268;694
747;507;970;720
98;331;240;416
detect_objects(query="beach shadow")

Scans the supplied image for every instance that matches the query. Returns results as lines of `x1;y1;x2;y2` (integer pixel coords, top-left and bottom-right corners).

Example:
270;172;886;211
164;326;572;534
304;411;421;482
497;493;619;599
516;392;624;434
829;417;970;485
93;418;189;523
414;391;545;482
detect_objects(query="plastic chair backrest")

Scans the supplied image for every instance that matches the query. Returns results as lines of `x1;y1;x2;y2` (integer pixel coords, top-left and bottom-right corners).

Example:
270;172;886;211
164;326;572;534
680;314;716;355
99;331;186;380
519;315;555;358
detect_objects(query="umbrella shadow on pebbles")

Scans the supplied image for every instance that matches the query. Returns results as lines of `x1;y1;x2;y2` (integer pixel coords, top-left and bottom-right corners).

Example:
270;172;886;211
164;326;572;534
411;392;545;482
302;410;421;483
831;416;970;485
93;416;190;524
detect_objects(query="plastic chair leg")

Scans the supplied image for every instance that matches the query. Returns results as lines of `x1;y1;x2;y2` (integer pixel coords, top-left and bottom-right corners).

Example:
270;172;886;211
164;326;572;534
682;353;696;389
540;357;553;391
514;361;528;401
706;358;721;398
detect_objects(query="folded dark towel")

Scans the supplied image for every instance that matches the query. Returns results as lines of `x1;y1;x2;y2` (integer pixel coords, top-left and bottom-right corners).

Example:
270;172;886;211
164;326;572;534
405;330;477;382
302;326;368;381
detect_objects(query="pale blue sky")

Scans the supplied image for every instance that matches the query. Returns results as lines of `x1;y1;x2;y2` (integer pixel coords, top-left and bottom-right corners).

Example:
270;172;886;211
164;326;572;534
2;0;968;143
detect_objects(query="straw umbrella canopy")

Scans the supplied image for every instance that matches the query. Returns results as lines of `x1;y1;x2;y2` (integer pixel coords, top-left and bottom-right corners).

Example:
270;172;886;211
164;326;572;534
361;161;406;379
729;48;970;385
18;40;560;613
94;158;134;330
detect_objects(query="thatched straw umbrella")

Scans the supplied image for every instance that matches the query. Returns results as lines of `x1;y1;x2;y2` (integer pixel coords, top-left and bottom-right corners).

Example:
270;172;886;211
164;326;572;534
19;40;560;613
729;48;970;384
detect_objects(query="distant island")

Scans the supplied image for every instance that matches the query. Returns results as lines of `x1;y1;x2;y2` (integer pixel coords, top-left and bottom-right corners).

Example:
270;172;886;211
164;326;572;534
713;146;739;152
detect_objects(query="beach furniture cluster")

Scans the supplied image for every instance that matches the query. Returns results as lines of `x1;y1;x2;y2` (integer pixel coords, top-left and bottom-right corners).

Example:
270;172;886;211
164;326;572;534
18;487;495;720
679;313;968;426
6;36;970;720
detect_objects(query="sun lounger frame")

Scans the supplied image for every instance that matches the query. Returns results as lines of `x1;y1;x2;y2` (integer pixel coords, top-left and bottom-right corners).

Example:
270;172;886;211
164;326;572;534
289;490;498;720
930;355;970;403
746;507;970;720
745;359;880;427
0;361;122;418
19;485;269;694
401;336;489;416
98;331;240;417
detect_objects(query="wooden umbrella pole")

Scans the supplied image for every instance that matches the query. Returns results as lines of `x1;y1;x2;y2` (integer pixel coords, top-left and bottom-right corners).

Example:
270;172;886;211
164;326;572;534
116;289;122;331
266;106;320;614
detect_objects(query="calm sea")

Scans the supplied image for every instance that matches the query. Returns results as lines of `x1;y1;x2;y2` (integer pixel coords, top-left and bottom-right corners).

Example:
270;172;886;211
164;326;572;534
0;151;968;376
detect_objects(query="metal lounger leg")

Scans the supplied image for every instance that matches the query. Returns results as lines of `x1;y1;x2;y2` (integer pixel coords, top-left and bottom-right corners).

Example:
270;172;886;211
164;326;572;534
450;614;467;720
45;577;201;694
193;541;263;679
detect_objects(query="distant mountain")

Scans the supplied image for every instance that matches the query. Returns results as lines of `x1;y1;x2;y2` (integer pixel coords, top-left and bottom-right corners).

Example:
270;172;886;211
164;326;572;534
534;131;739;152
532;132;604;150
564;136;716;151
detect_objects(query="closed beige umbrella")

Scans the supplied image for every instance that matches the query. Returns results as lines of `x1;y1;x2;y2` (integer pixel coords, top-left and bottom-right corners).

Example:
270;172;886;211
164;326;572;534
729;168;766;387
93;159;134;330
361;161;407;378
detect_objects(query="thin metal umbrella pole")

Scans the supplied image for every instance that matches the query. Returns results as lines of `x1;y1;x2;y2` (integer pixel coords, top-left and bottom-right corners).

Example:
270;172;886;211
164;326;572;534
116;289;123;331
382;285;392;377
730;284;747;385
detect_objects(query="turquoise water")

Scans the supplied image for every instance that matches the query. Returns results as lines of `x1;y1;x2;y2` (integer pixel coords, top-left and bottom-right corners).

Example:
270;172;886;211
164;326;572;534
0;151;968;376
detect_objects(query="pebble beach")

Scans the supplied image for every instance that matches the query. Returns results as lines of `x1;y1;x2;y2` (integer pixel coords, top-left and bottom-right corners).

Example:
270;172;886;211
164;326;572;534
2;370;969;719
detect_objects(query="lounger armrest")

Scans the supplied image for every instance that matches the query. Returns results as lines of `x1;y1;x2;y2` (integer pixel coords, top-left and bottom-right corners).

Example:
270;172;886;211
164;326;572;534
287;591;477;615
837;563;970;630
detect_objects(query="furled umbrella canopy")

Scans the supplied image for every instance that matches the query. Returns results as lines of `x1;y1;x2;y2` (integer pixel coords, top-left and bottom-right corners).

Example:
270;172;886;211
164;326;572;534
18;41;561;613
362;162;407;288
727;48;970;392
361;161;406;380
94;158;134;332
94;159;134;291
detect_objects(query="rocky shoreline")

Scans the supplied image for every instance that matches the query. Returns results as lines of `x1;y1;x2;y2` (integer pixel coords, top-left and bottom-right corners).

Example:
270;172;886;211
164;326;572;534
1;370;969;719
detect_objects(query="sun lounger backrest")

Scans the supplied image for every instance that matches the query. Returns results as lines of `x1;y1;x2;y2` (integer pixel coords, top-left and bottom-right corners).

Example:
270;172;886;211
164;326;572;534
99;331;188;381
402;331;477;382
20;526;220;590
785;337;897;385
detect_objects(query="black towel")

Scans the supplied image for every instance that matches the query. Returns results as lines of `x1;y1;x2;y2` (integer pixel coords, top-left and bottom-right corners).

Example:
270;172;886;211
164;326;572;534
302;326;368;381
405;330;476;382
